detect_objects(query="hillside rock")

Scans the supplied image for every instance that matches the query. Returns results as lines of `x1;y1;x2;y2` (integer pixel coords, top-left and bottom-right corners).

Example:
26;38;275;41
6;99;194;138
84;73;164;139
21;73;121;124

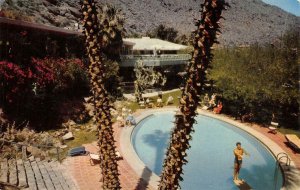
1;0;299;45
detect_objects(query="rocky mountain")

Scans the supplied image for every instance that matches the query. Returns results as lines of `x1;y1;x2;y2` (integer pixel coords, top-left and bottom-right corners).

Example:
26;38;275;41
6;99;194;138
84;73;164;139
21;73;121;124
1;0;299;45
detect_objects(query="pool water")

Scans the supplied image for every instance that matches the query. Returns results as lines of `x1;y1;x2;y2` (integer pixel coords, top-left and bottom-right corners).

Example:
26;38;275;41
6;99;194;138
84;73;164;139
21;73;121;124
132;112;283;190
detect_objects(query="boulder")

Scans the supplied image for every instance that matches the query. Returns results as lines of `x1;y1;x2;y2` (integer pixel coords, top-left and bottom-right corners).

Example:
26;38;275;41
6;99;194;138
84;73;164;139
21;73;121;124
68;120;76;126
90;124;98;132
28;156;35;162
27;146;42;157
59;145;68;149
62;132;74;140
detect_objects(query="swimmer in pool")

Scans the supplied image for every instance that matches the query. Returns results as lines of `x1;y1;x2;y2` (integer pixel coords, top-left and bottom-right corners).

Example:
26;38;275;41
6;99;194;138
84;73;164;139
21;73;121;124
233;142;250;183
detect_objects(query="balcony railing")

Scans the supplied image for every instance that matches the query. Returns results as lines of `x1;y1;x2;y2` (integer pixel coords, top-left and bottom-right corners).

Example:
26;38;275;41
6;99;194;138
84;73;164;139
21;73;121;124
120;54;191;67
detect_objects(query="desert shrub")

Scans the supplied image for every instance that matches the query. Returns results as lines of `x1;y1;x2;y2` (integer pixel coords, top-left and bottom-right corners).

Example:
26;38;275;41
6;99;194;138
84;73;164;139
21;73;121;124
0;9;34;22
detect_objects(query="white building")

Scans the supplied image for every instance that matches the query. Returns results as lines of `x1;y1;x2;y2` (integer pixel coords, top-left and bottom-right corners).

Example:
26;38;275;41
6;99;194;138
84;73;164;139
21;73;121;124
120;37;190;67
119;37;191;89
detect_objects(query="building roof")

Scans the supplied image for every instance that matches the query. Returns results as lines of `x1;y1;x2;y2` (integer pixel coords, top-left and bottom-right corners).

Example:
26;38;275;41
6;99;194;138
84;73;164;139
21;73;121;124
123;37;187;51
0;17;82;36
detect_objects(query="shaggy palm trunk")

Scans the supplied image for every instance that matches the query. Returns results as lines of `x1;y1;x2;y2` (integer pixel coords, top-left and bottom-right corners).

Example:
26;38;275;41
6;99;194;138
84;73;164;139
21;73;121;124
158;0;228;189
81;0;121;189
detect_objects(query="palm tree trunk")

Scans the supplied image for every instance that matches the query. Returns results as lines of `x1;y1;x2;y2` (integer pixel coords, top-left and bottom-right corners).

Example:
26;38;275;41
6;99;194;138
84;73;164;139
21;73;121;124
158;0;229;189
81;0;121;189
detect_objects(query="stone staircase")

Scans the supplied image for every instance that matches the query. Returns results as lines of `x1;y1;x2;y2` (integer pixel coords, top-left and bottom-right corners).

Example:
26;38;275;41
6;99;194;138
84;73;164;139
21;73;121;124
0;158;79;190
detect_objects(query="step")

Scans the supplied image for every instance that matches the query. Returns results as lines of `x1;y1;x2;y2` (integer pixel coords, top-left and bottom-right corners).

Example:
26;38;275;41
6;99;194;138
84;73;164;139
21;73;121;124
0;159;8;183
23;161;38;190
31;160;47;190
16;159;28;188
37;161;55;190
8;159;17;186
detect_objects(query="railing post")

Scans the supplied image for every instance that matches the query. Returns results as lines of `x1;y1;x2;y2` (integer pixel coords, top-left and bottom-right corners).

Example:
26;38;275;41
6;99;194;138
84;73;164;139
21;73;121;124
56;147;60;163
22;145;27;160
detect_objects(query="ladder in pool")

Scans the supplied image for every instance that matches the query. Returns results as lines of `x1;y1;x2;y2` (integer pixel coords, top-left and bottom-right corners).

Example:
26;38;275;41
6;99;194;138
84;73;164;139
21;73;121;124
274;152;291;190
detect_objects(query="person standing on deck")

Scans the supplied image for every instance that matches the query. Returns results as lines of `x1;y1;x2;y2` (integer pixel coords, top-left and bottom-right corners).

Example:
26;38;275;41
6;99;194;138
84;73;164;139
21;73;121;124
233;142;250;183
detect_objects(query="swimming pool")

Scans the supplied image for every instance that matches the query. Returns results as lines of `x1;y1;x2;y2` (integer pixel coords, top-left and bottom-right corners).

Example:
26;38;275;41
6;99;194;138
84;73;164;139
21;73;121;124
131;112;283;190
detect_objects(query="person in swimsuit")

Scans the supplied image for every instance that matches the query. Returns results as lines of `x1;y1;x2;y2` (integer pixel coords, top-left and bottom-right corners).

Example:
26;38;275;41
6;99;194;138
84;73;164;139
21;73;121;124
233;142;250;182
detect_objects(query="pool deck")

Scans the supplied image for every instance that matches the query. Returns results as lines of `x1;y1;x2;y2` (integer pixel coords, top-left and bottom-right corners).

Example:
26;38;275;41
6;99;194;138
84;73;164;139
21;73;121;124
65;107;300;190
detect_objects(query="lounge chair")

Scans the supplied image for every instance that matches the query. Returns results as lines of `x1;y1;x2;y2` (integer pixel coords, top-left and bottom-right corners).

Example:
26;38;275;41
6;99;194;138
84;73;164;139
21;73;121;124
268;122;279;134
138;100;146;109
285;134;300;152
68;146;88;156
165;96;174;105
156;98;163;107
89;151;123;165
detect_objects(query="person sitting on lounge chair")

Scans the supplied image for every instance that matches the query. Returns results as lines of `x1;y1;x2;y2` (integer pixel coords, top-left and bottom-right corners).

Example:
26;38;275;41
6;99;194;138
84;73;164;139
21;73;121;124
157;98;163;107
203;93;210;106
213;101;223;114
125;114;136;127
208;93;217;109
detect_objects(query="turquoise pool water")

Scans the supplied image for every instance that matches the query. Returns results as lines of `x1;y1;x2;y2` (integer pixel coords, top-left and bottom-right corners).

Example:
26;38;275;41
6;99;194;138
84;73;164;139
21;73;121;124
131;112;283;190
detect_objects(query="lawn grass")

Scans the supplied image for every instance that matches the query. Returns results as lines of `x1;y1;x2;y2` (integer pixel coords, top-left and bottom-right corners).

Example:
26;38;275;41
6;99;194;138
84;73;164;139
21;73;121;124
278;128;300;138
59;130;97;160
126;89;182;111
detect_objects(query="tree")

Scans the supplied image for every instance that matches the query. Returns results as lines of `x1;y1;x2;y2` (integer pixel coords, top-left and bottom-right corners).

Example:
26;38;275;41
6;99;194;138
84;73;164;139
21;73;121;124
97;4;125;61
134;60;166;101
150;24;178;43
96;4;125;98
81;0;121;189
208;29;299;127
158;1;228;189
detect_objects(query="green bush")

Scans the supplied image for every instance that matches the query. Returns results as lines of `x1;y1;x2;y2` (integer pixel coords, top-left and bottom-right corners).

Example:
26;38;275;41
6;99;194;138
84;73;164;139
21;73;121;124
208;30;299;128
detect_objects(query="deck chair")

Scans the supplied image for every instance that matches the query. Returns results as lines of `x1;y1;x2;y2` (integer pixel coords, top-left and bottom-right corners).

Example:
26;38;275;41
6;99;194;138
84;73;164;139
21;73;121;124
268;121;279;134
68;146;88;156
89;151;123;165
138;101;146;109
285;134;300;152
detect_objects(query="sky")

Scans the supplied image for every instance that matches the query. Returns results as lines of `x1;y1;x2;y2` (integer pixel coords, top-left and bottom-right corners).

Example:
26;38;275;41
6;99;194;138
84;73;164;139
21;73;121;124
262;0;300;16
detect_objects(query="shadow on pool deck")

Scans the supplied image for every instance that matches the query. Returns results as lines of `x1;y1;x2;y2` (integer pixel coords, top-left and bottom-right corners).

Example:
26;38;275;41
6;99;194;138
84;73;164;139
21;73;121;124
235;180;252;190
134;167;152;190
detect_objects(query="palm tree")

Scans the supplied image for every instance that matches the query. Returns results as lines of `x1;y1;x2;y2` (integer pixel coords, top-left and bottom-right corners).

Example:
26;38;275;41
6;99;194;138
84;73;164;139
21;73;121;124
97;4;125;99
97;4;125;61
81;0;121;189
158;0;229;189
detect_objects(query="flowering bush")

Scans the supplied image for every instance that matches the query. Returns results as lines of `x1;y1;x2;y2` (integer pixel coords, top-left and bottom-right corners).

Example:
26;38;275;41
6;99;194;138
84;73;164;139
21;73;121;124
0;59;56;104
0;58;88;129
33;57;88;95
0;61;25;103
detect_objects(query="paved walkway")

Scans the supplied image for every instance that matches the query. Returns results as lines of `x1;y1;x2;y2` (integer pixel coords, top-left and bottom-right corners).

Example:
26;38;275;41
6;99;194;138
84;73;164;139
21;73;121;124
65;108;300;190
0;158;78;190
211;113;300;169
64;115;154;190
244;123;300;169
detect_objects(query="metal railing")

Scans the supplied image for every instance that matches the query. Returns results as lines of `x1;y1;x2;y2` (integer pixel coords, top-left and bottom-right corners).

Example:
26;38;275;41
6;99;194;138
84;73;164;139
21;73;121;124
274;152;291;190
120;54;191;67
276;152;291;166
121;54;191;60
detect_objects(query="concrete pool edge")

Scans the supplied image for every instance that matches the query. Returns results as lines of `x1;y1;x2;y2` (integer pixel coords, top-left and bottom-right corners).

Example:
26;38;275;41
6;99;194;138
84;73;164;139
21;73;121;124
120;108;300;190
